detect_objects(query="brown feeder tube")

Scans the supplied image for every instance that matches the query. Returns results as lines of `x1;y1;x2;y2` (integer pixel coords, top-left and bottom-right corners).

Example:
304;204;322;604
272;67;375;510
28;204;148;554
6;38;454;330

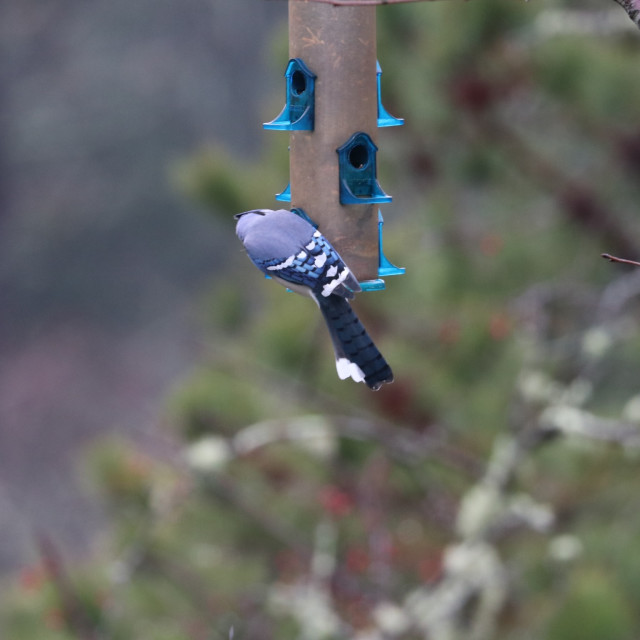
289;0;379;282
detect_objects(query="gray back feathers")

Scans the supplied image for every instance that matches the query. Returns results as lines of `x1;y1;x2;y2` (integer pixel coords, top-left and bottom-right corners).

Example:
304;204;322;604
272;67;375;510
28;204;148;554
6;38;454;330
236;209;315;261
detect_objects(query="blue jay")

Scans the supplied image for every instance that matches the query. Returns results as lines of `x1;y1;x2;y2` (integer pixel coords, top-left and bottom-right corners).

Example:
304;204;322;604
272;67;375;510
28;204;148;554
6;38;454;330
235;208;393;390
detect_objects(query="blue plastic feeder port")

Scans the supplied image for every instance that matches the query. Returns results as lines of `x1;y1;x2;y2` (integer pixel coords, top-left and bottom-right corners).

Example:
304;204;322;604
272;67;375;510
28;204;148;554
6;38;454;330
377;210;405;277
264;58;316;131
377;61;404;128
275;183;291;202
337;132;392;205
359;211;405;291
359;279;386;292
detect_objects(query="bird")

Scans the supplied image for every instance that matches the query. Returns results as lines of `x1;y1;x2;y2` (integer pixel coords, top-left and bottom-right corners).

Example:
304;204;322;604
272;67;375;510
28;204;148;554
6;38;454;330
235;208;394;390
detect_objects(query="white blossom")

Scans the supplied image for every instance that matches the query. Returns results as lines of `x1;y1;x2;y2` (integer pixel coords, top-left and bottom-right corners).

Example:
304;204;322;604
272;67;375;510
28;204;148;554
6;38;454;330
549;534;583;562
184;436;232;472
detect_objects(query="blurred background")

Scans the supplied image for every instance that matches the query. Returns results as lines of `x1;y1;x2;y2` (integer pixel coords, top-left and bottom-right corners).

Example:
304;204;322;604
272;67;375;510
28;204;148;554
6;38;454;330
3;0;640;638
0;0;286;570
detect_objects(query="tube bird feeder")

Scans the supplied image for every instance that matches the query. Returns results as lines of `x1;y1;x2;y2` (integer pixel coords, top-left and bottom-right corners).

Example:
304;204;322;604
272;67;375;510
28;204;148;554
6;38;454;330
264;0;403;288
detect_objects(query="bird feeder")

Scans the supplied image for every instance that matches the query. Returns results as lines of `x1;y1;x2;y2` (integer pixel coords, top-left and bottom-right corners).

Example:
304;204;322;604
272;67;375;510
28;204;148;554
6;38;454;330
263;1;404;289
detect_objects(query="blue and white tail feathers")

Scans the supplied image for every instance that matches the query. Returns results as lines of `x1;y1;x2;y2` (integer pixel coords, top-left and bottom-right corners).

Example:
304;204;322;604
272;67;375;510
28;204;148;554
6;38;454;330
314;294;393;390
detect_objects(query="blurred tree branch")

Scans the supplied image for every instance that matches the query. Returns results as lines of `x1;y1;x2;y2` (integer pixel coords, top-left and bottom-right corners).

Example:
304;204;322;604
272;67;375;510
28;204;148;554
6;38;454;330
289;0;434;5
602;253;640;267
612;0;640;28
475;115;639;259
38;536;105;640
285;0;640;33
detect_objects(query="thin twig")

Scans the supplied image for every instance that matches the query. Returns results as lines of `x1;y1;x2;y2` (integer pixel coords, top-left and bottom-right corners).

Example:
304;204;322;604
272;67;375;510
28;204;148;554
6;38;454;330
232;415;482;476
287;0;640;20
290;0;434;5
602;253;640;267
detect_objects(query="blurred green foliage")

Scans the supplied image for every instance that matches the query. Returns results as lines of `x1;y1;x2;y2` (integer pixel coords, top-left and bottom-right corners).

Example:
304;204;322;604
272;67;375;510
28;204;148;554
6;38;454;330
545;569;635;640
4;0;640;638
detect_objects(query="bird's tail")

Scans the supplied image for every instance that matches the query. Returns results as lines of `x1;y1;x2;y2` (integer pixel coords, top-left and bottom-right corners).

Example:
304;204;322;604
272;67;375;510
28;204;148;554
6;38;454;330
314;294;393;391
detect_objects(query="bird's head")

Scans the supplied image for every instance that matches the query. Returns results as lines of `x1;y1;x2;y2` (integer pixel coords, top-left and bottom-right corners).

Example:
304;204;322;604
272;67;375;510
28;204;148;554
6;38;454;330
234;209;273;242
